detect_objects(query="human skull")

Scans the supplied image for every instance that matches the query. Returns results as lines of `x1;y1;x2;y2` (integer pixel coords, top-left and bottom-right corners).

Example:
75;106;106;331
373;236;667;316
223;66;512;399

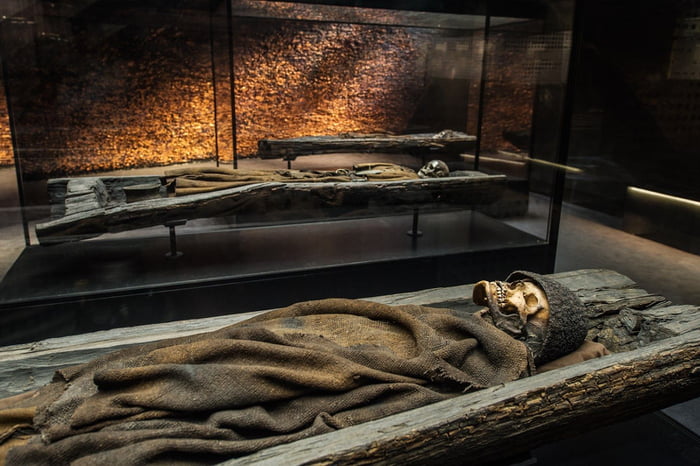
418;160;449;178
472;279;550;355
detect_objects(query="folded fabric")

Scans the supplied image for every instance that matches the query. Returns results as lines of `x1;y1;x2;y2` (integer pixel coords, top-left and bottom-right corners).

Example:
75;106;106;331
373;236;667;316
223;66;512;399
165;164;419;195
4;298;532;465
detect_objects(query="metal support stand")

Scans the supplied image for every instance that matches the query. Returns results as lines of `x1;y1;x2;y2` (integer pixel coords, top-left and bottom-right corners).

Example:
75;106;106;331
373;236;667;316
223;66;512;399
165;220;187;259
407;208;423;238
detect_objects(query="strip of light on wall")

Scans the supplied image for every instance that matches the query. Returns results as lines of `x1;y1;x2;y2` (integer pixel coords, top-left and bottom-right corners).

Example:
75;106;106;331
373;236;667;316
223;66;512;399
462;153;524;167
528;158;584;174
497;151;584;173
627;186;700;209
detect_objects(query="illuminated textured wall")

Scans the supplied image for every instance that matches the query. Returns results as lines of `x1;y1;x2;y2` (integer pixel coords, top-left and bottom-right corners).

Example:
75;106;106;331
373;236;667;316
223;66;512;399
3;25;216;178
226;20;427;158
479;29;537;153
3;21;432;177
0;83;13;167
1;13;539;178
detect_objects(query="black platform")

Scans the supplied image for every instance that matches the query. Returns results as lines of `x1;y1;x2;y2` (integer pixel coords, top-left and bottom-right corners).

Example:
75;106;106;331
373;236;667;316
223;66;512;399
0;210;551;345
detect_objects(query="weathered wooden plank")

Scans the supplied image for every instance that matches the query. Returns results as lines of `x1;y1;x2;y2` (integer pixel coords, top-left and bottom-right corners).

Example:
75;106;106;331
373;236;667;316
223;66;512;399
63;195;102;216
47;176;169;210
65;179;97;194
48;178;111;219
0;313;261;398
606;304;700;354
548;268;637;291
0;269;679;398
35;174;505;244
257;131;477;160
634;305;700;344
224;330;700;466
0;270;623;355
0;269;697;465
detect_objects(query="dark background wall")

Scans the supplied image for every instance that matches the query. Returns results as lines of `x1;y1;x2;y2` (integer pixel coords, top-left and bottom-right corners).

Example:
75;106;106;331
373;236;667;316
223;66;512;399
563;0;699;253
0;0;696;251
567;0;699;211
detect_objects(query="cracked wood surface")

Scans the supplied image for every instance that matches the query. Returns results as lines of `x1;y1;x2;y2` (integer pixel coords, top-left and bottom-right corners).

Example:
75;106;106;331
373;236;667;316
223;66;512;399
257;132;477;160
0;269;695;398
36;173;505;244
0;268;698;464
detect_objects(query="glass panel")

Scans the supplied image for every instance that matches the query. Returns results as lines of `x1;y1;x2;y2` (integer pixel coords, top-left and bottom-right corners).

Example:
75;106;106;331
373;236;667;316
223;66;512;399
0;0;575;343
0;60;27;281
476;1;575;241
564;0;699;259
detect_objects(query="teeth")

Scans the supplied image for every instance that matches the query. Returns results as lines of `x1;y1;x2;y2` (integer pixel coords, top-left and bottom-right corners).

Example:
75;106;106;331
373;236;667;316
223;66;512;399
495;283;506;306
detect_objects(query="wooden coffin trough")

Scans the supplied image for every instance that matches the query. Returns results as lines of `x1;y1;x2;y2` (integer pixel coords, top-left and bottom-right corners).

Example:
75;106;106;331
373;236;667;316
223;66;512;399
34;170;505;245
0;269;698;465
257;130;477;160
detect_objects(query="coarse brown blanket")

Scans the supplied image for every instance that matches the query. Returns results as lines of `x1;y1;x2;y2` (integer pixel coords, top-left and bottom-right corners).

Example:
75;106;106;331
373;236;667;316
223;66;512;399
164;163;420;196
2;298;532;465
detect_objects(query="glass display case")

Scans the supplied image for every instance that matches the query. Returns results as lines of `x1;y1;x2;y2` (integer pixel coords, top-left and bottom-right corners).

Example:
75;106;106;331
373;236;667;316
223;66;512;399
0;0;577;344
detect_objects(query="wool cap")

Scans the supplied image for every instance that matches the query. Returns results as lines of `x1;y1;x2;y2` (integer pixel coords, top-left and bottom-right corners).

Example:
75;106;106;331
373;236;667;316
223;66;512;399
507;271;589;364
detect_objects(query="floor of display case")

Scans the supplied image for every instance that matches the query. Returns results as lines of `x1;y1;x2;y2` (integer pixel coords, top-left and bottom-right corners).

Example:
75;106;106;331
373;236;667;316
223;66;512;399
0;197;698;465
1;210;543;302
0;209;551;344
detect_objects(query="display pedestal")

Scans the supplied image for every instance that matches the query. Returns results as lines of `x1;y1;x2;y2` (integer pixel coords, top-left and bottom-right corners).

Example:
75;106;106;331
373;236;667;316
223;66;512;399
1;269;697;465
0;211;550;345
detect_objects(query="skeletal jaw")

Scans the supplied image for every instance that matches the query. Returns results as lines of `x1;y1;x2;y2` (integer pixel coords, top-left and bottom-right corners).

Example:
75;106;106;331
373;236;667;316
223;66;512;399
472;279;550;356
473;280;512;310
495;281;507;307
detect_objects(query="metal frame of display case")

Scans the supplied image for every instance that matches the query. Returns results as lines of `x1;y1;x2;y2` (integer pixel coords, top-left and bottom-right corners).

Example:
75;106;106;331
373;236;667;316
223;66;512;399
0;0;579;345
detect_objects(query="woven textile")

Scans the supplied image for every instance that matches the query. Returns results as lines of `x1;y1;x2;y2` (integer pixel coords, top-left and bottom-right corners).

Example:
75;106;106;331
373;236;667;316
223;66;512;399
4;298;531;465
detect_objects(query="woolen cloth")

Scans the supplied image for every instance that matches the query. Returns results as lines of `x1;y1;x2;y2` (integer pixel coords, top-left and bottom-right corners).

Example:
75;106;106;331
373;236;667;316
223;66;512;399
165;164;419;195
6;298;531;465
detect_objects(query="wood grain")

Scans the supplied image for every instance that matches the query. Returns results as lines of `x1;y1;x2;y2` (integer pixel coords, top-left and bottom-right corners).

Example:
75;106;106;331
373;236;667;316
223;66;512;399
0;268;697;465
257;132;477;160
36;173;505;244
